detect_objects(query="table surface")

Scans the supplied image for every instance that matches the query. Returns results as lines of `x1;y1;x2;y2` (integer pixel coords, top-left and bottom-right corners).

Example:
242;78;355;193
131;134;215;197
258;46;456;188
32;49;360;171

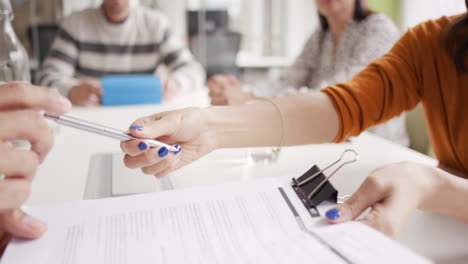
30;91;468;263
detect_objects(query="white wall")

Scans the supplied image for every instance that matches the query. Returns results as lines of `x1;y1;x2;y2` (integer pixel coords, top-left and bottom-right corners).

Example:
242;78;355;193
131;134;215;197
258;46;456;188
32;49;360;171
401;0;466;29
285;0;317;58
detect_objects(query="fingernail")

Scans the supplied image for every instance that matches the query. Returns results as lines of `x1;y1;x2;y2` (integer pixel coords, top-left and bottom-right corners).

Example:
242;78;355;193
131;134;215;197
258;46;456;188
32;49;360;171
325;208;341;220
130;125;143;131
22;214;47;231
138;142;148;151
158;147;169;158
173;145;181;155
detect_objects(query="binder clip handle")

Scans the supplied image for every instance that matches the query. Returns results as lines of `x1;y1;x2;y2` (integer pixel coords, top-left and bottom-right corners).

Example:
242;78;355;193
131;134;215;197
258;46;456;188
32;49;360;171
296;149;358;187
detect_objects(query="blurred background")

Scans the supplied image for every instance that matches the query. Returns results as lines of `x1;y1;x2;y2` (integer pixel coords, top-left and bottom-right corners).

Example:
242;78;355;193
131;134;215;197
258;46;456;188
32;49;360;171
8;0;467;155
12;0;466;82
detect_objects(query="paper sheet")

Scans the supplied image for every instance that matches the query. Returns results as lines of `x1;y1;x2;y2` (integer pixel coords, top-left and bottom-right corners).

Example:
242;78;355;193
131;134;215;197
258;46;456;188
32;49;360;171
1;178;431;264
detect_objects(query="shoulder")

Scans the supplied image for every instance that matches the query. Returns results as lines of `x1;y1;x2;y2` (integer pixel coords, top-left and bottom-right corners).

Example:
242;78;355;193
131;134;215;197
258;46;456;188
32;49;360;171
355;13;400;38
407;15;455;43
61;8;98;25
398;15;457;56
302;28;325;49
59;8;100;33
134;6;169;28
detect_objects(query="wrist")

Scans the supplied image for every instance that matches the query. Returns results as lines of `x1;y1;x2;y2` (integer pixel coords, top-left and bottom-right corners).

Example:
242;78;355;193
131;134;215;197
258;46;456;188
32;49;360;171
417;164;447;211
199;107;222;149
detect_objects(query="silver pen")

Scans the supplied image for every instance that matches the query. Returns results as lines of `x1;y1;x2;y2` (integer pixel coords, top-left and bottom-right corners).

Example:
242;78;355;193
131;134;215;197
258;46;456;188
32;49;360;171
44;112;180;152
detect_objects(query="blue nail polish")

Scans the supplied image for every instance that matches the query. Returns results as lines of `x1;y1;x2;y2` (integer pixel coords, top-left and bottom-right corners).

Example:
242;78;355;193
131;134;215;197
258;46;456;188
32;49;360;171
158;147;169;158
173;145;181;155
138;142;148;151
130;125;143;131
325;208;341;220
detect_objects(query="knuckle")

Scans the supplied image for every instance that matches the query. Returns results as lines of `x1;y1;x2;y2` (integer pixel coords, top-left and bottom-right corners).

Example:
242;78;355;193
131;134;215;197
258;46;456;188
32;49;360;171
142;151;157;164
366;174;387;194
346;201;361;219
123;155;136;168
141;166;155;175
24;152;40;171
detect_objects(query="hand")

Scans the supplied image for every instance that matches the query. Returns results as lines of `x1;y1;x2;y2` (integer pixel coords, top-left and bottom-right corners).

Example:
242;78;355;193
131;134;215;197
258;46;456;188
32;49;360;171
0;209;47;257
163;78;182;100
0;82;71;251
68;81;103;106
120;108;217;178
325;162;441;238
207;75;254;105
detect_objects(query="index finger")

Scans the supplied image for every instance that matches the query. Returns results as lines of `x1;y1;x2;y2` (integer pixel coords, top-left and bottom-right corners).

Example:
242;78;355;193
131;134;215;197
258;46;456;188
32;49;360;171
0;82;71;114
326;174;389;224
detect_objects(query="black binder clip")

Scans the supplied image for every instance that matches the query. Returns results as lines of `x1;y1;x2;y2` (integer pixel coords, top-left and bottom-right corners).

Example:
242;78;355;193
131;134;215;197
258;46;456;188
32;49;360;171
291;149;358;217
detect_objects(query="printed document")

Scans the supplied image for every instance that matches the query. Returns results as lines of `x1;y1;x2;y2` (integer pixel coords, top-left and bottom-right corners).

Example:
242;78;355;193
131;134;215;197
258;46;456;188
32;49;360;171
1;178;431;264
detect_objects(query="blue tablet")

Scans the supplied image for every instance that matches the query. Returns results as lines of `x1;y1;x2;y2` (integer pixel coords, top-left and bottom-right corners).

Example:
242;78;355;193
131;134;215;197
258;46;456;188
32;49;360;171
101;75;163;106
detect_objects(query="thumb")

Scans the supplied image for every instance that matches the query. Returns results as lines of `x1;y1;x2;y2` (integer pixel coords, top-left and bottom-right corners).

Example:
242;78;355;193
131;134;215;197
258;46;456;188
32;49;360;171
0;209;47;239
127;114;175;140
325;176;387;224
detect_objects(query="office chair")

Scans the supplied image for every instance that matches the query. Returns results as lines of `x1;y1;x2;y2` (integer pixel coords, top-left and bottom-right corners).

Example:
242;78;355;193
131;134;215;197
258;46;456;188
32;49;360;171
190;31;242;78
27;24;59;64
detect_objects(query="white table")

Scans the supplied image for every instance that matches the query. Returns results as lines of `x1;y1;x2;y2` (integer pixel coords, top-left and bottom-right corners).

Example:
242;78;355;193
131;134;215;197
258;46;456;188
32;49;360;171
30;92;468;263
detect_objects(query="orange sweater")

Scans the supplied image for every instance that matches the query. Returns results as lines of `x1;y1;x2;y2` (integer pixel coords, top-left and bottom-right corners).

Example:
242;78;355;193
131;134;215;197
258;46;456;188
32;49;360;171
323;16;468;174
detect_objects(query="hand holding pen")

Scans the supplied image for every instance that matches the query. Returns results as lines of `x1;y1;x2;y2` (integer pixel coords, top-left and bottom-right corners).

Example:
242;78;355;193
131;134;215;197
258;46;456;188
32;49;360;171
121;108;216;179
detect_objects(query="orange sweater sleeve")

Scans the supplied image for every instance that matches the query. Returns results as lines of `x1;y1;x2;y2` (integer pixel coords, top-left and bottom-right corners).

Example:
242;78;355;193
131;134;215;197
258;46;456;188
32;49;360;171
322;23;428;143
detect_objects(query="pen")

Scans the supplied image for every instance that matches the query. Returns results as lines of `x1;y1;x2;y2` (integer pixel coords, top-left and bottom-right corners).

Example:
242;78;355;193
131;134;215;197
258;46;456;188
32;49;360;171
44;112;180;152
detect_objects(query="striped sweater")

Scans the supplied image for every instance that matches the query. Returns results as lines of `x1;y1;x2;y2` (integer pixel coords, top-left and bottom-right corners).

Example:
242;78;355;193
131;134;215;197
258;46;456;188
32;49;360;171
37;6;205;96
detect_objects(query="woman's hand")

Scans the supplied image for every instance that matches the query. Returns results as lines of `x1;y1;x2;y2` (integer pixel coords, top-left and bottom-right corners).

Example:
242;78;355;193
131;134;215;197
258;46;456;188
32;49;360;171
325;162;442;238
120;108;218;178
207;75;254;106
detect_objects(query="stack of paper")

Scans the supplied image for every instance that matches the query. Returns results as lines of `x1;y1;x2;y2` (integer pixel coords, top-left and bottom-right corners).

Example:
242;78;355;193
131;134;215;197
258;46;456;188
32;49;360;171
1;178;431;264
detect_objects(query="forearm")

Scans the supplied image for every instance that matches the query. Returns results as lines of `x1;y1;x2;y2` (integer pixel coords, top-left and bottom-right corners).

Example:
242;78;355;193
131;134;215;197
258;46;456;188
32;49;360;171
37;62;79;96
204;92;339;148
420;167;468;223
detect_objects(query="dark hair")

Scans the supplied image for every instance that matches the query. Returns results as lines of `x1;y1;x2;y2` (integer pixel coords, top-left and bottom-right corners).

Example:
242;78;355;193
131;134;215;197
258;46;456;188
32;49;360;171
445;1;468;73
319;0;374;31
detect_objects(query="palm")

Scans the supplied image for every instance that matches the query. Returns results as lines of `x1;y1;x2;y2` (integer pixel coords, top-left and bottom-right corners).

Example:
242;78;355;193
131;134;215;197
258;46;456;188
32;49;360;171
157;109;217;171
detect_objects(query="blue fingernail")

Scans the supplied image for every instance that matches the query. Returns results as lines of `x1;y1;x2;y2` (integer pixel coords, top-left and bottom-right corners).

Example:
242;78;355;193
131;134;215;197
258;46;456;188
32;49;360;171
325;208;341;220
138;142;148;151
173;145;181;155
130;125;143;131
158;147;169;158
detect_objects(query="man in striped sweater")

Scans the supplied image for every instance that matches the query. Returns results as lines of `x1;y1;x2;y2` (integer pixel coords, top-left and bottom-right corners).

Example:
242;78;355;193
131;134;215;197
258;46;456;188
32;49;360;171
37;0;205;106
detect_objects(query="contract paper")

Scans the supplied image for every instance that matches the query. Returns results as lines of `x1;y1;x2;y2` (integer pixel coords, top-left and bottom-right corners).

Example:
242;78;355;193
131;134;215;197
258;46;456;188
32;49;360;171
1;178;431;264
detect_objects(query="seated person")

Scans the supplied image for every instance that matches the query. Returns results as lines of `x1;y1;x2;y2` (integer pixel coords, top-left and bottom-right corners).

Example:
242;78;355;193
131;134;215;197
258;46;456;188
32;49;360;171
36;0;205;106
120;8;468;238
208;0;410;146
0;83;71;256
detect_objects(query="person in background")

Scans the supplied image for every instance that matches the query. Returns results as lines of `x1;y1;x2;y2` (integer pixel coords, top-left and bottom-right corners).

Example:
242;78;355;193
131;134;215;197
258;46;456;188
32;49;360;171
0;83;71;257
208;0;410;147
36;0;205;106
120;5;468;238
